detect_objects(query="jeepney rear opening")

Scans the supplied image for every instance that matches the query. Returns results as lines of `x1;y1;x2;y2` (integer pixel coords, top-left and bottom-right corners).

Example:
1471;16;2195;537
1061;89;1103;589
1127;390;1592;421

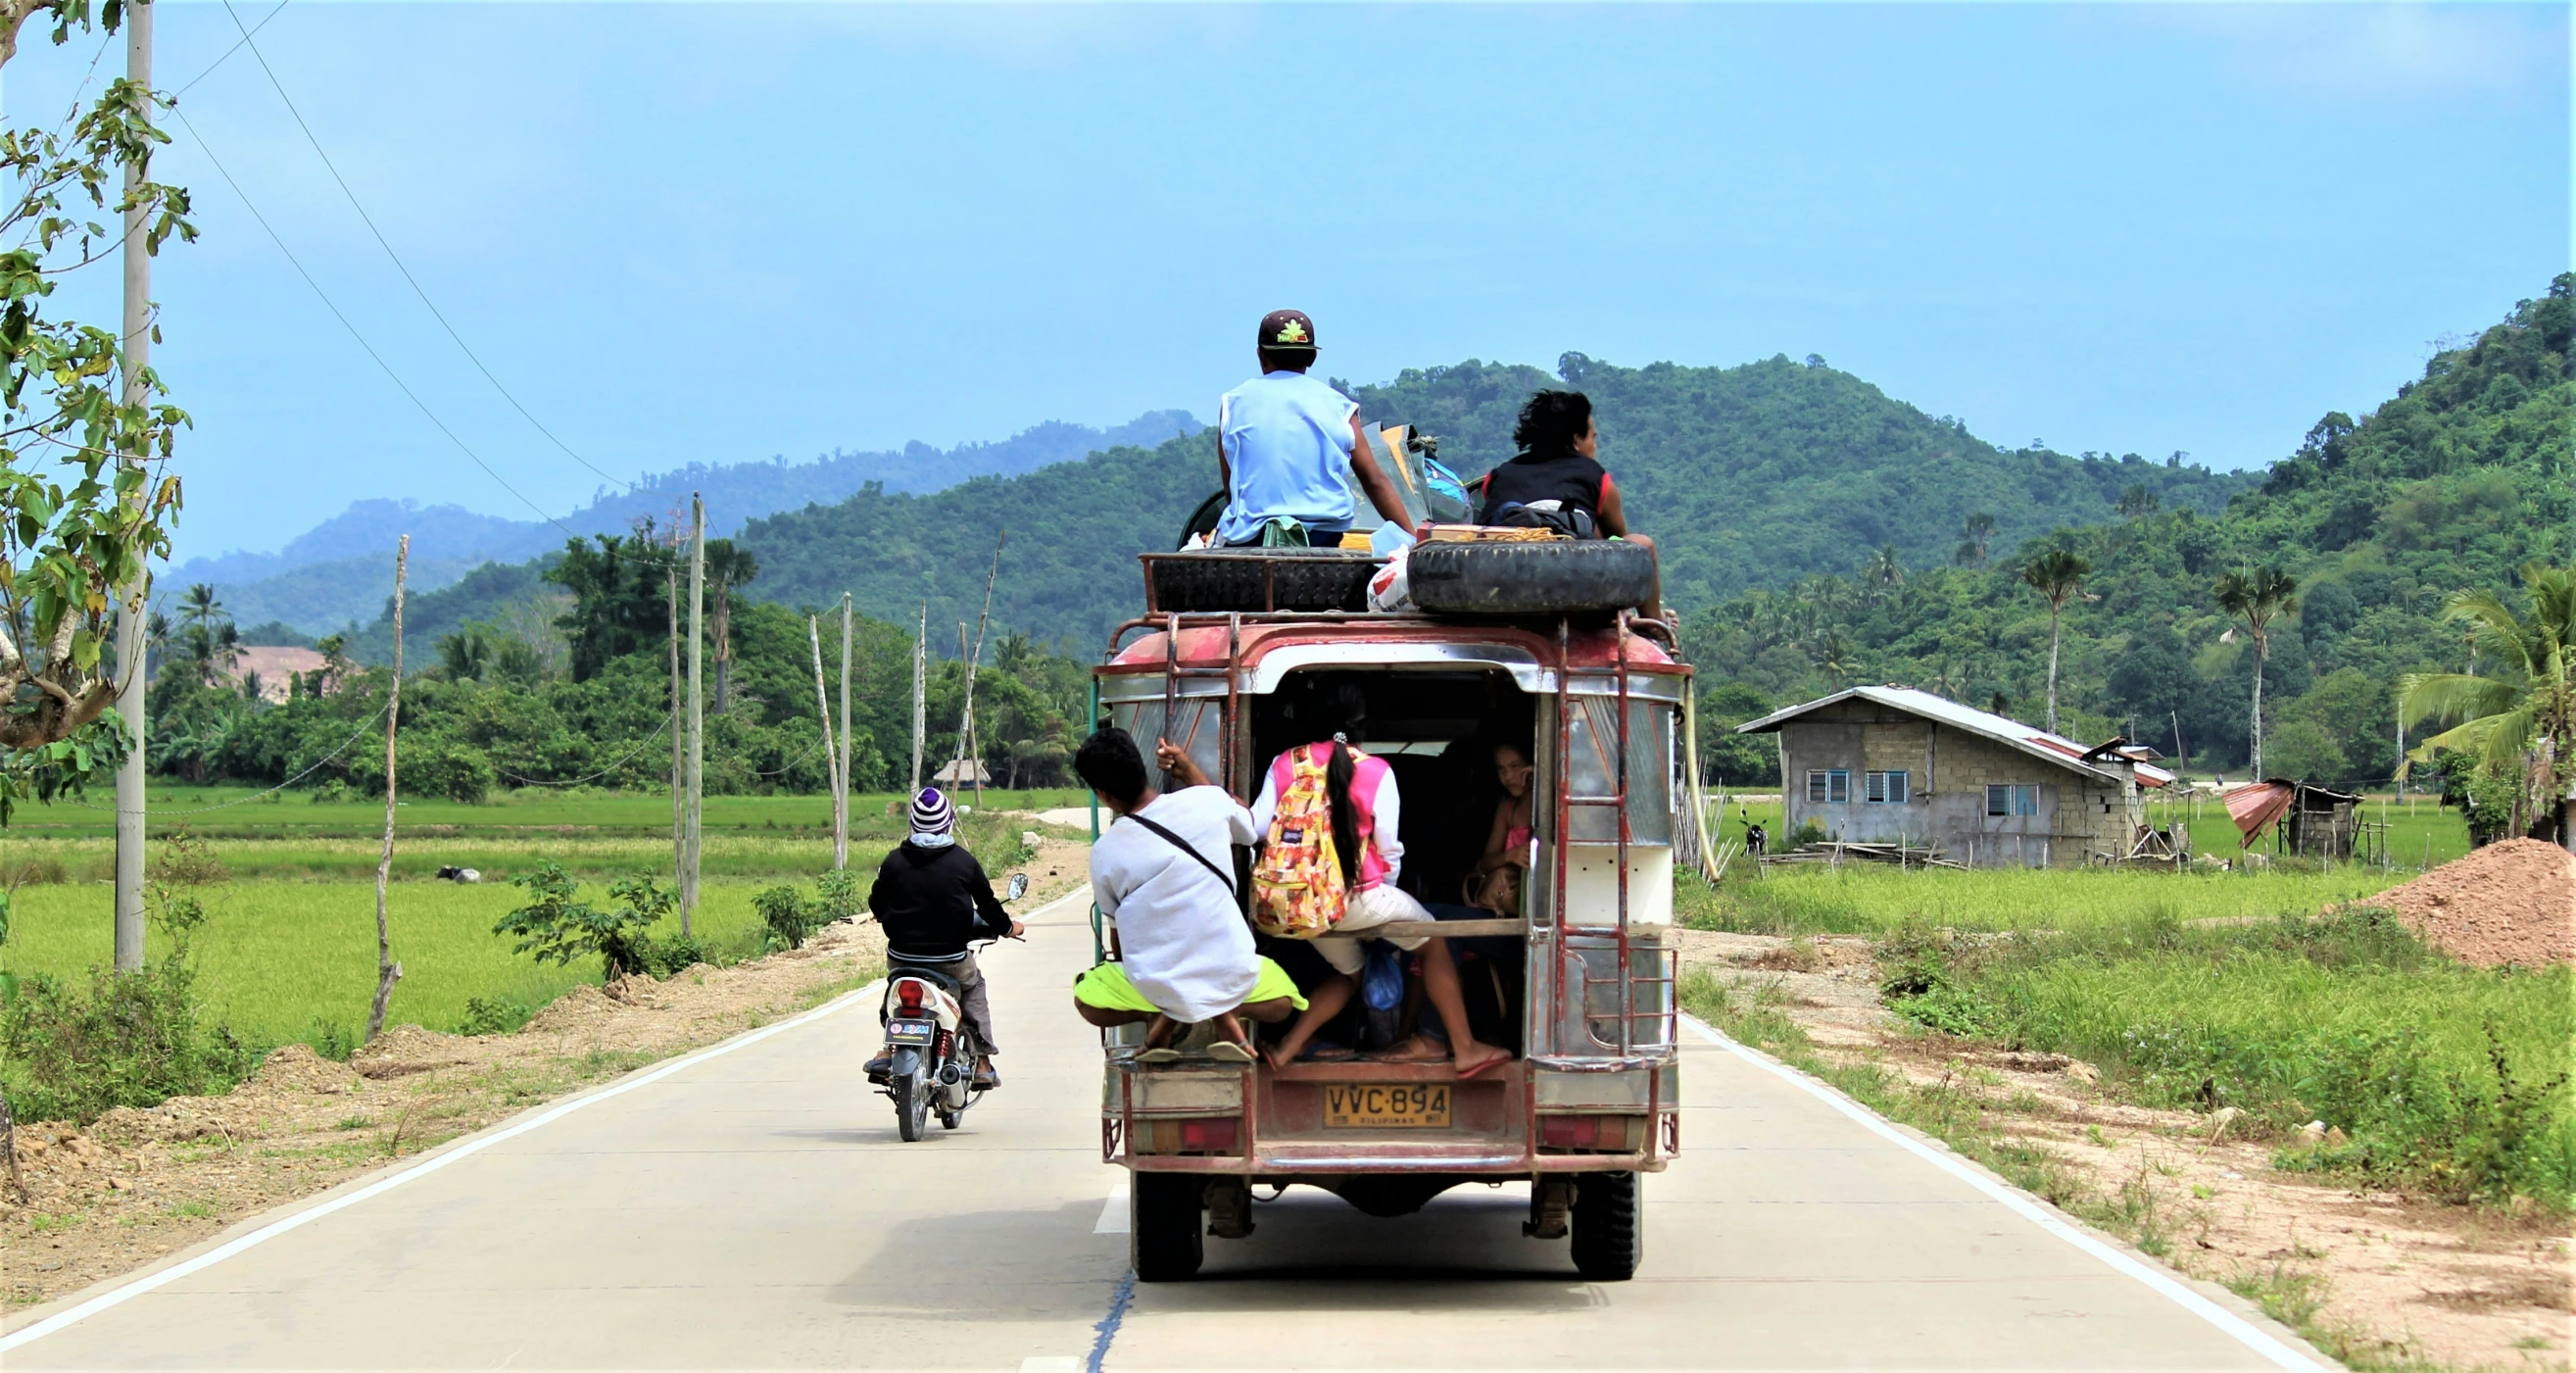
1094;610;1691;1282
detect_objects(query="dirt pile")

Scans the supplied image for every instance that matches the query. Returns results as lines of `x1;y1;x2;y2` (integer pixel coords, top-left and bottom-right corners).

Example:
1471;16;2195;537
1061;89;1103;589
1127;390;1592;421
2364;838;2576;967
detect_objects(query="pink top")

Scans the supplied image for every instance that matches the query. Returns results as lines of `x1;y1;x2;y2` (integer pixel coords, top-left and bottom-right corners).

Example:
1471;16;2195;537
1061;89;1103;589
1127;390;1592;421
1252;742;1401;890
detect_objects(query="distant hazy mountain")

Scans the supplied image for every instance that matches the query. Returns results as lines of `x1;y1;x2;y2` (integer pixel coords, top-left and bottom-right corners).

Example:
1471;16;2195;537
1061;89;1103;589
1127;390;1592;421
177;410;1201;632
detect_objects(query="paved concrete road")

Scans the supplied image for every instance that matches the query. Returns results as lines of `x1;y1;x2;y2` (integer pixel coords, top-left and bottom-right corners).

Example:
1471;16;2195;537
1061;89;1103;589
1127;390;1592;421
8;887;2326;1371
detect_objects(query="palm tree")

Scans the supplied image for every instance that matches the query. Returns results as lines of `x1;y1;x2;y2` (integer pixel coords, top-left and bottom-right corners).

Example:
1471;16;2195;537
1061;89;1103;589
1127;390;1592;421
2019;549;2092;733
703;540;759;713
2400;564;2575;851
2213;565;2299;776
1955;513;1996;568
1862;545;1905;595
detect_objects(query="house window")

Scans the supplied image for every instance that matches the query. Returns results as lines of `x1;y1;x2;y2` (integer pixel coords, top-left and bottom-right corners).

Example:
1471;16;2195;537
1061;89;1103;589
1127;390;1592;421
1986;784;2039;817
1865;769;1909;804
1806;769;1850;804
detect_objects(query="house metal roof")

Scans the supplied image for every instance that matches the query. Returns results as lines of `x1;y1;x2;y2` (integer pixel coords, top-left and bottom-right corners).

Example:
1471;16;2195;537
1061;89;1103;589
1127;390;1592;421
1733;685;2176;789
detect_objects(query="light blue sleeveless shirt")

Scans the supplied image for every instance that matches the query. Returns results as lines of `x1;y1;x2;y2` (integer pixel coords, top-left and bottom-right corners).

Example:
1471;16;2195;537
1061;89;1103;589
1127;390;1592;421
1214;371;1360;544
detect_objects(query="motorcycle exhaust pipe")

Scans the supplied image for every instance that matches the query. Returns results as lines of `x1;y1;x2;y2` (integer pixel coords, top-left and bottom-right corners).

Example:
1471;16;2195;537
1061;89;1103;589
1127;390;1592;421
937;1062;966;1086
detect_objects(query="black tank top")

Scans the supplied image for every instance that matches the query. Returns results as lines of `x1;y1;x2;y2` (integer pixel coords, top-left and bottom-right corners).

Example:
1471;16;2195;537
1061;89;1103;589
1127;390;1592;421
1476;451;1609;522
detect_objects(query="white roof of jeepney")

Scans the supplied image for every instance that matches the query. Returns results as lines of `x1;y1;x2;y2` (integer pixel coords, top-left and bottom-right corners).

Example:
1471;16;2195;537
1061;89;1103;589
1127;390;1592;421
1733;685;2174;789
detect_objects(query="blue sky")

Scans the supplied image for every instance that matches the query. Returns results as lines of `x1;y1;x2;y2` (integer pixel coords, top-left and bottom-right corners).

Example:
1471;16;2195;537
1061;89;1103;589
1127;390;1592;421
8;2;2566;561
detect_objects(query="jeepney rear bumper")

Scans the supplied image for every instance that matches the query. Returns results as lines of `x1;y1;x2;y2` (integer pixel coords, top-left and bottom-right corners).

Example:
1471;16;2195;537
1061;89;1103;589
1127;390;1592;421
1104;1055;1679;1176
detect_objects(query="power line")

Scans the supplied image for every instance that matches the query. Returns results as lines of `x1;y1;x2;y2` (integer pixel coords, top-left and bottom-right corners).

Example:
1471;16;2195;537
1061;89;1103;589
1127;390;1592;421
169;105;585;541
217;0;637;497
174;0;289;96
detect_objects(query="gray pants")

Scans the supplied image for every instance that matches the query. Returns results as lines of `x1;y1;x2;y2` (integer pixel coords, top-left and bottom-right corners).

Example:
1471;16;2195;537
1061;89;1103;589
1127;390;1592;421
886;952;997;1055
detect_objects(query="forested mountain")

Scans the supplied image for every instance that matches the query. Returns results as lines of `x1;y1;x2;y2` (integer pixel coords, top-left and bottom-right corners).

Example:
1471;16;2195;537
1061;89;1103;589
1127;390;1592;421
177;410;1202;634
1693;275;2574;789
736;354;2252;646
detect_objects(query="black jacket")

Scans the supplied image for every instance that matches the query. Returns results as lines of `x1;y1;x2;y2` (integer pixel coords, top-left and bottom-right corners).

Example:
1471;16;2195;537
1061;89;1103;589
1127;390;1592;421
869;842;1012;961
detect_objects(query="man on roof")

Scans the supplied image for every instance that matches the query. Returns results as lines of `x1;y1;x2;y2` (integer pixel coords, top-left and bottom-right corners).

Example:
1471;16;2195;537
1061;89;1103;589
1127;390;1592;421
1212;310;1416;549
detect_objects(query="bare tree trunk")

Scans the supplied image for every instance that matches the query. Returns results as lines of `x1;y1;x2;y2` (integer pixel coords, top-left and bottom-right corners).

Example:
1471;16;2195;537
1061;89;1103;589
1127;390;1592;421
711;578;733;714
836;594;851;871
807;615;841;826
2045;605;2063;734
2250;632;2266;777
668;561;682;886
954;531;1005;804
908;603;926;796
366;537;409;1044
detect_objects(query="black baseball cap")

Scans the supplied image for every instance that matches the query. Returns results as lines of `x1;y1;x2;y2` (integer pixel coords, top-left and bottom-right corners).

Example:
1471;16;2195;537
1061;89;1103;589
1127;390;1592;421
1257;309;1318;352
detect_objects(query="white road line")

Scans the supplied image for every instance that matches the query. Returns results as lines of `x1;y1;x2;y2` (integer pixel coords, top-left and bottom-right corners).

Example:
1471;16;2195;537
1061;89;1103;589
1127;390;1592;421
3;881;1103;1353
1094;1183;1131;1234
1680;1014;2332;1372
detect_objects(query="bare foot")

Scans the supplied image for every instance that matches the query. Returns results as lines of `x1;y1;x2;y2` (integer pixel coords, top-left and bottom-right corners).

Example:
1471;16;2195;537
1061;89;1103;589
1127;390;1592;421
1452;1042;1512;1079
1142;1014;1178;1051
1363;1035;1448;1063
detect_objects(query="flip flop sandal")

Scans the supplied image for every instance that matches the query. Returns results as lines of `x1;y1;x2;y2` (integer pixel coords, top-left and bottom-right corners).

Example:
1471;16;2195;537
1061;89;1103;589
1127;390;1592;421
1138;1048;1184;1064
1303;1045;1358;1062
1205;1041;1255;1063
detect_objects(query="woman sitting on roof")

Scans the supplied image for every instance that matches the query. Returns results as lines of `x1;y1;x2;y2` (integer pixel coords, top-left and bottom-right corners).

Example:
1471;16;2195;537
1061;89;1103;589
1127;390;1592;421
1474;389;1661;614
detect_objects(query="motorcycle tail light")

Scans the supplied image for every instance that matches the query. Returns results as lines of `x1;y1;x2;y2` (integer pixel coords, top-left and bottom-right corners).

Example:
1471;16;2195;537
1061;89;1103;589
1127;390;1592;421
895;980;925;1012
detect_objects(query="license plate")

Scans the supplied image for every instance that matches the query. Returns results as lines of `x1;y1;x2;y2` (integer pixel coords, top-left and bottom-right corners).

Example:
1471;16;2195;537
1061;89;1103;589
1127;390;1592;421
886;1019;935;1045
1323;1083;1451;1128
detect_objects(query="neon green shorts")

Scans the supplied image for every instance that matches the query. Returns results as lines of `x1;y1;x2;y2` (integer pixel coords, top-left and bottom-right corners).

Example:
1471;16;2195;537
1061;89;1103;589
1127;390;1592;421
1072;957;1308;1017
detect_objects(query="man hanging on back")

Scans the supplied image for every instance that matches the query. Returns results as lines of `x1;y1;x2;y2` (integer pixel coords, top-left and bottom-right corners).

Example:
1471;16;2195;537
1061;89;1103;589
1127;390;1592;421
1212;310;1416;549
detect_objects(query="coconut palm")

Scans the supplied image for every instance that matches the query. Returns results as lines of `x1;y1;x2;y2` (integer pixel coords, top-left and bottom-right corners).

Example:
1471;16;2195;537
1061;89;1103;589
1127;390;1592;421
2213;565;2299;776
1862;544;1905;594
2400;564;2576;851
2019;549;2092;733
704;540;759;713
1954;513;1996;568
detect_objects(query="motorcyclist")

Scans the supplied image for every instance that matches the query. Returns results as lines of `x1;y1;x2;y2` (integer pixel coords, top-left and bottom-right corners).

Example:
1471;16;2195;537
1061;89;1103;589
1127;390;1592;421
865;788;1022;1088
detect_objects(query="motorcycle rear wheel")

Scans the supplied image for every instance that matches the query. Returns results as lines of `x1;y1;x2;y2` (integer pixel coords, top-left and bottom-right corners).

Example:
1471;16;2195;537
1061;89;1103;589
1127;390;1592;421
893;1073;929;1142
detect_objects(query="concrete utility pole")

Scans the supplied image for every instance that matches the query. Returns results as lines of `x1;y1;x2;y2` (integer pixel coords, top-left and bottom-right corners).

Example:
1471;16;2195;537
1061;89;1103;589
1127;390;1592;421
682;496;705;931
807;616;840;866
110;0;154;973
836;593;851;871
668;549;682;883
366;538;408;1043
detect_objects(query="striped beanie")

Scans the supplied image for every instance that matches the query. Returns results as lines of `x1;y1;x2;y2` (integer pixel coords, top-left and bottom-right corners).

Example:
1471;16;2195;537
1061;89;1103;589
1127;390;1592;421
909;787;955;838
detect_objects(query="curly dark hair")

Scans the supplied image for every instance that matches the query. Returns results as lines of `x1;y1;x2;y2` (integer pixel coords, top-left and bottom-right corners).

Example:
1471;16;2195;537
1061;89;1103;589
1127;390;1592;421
1513;389;1593;455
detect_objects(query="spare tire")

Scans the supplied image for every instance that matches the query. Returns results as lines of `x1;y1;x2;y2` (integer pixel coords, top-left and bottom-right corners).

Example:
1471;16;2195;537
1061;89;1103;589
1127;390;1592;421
1145;547;1377;613
1406;539;1653;615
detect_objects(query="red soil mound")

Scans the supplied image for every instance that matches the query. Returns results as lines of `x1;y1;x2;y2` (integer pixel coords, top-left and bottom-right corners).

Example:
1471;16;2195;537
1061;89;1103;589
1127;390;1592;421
2365;838;2576;967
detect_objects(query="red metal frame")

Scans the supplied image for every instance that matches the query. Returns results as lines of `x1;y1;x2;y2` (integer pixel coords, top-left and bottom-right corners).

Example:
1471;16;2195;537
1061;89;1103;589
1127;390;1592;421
1099;605;1685;1180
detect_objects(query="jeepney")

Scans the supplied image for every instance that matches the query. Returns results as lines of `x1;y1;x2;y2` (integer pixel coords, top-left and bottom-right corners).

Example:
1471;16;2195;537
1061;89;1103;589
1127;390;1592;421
1092;553;1688;1283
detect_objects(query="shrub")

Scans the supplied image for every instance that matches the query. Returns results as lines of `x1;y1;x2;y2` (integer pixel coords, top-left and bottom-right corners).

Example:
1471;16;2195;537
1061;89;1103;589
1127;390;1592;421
492;864;668;979
814;868;863;922
400;732;497;805
1790;818;1826;847
452;997;533;1037
0;944;254;1124
753;884;825;952
645;930;707;976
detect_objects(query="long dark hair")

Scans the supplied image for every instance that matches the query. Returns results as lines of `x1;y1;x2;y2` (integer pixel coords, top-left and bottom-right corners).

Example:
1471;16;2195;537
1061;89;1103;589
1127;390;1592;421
1288;677;1368;885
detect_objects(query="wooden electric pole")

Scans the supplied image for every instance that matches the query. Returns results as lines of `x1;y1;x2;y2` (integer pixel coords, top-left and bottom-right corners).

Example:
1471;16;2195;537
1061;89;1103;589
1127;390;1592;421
682;495;705;931
366;537;408;1043
954;531;1004;806
667;545;683;886
836;593;852;870
807;615;841;863
110;0;155;973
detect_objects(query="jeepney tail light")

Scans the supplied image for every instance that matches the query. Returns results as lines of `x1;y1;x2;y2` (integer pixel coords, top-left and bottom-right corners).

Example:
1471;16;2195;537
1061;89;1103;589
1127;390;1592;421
1540;1114;1643;1152
1179;1117;1238;1152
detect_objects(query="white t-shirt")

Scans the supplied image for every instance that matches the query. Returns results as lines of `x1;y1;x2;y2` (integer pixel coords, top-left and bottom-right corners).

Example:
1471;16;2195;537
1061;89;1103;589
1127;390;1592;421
1090;786;1261;1023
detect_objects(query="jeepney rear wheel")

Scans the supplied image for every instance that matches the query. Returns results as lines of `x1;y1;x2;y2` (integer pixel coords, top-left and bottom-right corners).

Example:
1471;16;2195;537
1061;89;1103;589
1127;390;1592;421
1569;1171;1641;1281
1131;1172;1205;1282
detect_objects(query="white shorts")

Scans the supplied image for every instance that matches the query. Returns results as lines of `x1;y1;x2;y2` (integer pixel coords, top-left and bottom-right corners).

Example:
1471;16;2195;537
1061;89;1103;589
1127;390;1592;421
1310;883;1433;976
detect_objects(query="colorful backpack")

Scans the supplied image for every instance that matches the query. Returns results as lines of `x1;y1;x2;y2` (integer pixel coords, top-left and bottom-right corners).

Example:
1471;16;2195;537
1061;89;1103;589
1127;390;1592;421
1251;745;1350;939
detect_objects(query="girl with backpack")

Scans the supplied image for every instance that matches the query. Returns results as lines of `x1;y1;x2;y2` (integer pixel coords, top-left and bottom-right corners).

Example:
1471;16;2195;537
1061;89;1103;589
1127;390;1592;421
1251;679;1513;1079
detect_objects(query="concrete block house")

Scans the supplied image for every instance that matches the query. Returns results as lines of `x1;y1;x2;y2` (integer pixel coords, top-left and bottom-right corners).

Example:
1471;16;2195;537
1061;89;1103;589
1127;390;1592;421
1734;686;2174;868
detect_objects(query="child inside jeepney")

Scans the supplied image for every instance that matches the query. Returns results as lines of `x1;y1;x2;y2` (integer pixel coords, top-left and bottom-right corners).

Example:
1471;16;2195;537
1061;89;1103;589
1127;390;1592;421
1254;680;1513;1079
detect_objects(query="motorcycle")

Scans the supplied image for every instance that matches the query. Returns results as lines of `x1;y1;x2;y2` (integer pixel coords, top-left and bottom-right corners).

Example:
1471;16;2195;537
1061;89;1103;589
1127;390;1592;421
877;871;1027;1141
